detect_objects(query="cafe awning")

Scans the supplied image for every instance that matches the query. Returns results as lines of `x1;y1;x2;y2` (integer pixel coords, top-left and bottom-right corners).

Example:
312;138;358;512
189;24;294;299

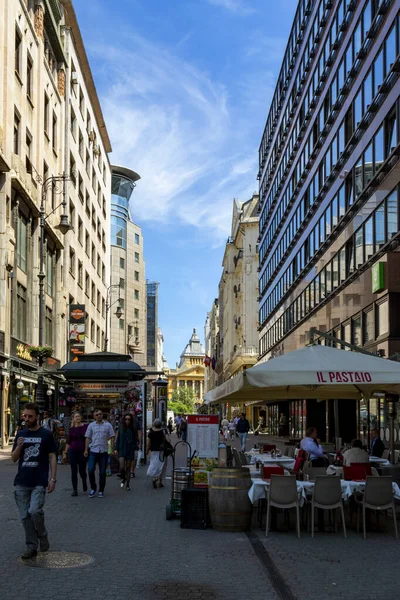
204;345;400;405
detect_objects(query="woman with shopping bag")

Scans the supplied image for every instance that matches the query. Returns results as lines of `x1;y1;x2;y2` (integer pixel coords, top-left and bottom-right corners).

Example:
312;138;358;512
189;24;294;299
146;419;171;489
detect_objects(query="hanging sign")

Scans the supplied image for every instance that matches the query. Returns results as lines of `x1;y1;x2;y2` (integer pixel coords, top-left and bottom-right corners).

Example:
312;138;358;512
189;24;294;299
69;304;86;361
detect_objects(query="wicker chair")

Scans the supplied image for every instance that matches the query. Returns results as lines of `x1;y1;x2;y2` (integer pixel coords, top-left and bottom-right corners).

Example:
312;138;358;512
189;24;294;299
356;476;398;539
266;475;300;538
311;476;347;538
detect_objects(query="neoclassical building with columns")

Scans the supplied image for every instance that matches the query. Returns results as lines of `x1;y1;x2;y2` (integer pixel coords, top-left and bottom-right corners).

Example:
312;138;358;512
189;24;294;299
166;329;206;405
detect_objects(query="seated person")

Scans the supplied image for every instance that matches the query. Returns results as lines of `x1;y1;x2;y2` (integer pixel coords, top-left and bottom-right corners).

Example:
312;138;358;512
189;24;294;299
300;427;326;467
343;439;369;466
370;428;385;458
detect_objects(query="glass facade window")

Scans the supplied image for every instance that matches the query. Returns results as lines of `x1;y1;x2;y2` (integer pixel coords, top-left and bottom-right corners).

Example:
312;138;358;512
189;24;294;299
111;172;136;248
258;4;400;358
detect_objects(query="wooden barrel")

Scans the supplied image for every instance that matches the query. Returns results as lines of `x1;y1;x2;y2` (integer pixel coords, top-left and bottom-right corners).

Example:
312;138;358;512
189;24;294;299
208;468;252;532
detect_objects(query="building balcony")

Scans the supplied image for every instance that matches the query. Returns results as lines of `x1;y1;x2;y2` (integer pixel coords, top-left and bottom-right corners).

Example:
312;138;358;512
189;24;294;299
230;345;258;362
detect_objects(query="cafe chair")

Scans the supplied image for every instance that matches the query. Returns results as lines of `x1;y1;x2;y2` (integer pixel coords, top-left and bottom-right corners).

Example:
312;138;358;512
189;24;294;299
226;445;233;467
262;444;277;452
351;463;372;478
290;456;305;478
356;476;398;540
383;449;390;460
298;449;308;460
302;463;328;480
266;475;300;538
238;451;250;466
284;446;296;458
311;476;347;538
232;448;241;467
263;466;284;480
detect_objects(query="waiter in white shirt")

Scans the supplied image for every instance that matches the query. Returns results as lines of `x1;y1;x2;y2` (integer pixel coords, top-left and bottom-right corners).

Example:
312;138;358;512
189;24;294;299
300;427;326;467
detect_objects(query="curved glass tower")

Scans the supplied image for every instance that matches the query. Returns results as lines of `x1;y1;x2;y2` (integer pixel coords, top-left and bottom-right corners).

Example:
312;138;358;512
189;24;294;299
110;166;146;364
111;166;140;248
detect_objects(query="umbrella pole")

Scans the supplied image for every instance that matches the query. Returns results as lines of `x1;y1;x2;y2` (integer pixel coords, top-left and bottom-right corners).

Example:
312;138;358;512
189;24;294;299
334;399;341;450
387;396;396;466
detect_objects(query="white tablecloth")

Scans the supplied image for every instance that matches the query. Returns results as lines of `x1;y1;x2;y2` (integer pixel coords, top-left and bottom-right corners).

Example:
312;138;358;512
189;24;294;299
329;453;390;466
248;478;400;505
245;451;295;469
243;465;290;478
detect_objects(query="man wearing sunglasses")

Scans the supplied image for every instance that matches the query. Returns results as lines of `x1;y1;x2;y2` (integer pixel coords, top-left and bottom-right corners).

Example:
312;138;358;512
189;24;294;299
84;409;115;498
11;403;58;560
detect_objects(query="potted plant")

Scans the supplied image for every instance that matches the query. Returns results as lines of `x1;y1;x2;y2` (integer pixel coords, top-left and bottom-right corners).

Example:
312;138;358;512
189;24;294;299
27;345;54;359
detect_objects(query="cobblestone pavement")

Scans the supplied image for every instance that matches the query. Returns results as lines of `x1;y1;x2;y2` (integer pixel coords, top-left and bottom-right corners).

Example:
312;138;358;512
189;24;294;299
1;434;398;600
0;447;277;600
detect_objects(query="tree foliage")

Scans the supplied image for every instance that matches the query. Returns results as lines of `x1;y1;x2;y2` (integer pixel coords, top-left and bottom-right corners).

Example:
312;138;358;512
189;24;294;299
169;387;197;415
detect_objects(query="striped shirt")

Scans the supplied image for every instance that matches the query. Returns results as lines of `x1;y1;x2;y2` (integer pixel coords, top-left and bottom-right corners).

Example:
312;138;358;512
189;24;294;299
85;421;114;453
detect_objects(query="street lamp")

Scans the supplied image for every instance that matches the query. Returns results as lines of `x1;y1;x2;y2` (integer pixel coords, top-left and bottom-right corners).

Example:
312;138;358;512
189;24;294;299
36;173;72;410
104;284;123;351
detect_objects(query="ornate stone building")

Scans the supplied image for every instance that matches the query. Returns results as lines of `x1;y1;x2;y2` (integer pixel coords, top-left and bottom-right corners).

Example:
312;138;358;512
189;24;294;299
167;329;206;405
0;0;112;445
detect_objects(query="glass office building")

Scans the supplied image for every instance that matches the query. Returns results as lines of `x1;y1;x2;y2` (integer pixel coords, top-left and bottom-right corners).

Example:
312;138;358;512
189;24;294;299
257;0;400;442
111;167;140;248
146;281;159;367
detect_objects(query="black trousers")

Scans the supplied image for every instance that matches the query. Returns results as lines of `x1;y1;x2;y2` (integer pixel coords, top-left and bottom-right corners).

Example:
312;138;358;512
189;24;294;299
69;449;87;491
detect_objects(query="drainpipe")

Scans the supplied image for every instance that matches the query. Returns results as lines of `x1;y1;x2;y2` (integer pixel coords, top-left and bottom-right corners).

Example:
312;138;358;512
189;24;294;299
61;25;71;365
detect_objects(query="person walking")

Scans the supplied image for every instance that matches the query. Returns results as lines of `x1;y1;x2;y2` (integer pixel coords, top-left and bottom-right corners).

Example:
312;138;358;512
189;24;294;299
228;419;236;440
129;413;142;479
84;409;115;498
167;417;173;436
279;413;287;437
236;413;250;451
63;411;88;496
221;416;229;441
11;403;57;560
147;419;170;489
114;414;137;491
180;415;188;442
175;414;182;438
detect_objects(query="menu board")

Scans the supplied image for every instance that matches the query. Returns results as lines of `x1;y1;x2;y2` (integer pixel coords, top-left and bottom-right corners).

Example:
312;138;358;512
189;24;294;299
187;415;219;459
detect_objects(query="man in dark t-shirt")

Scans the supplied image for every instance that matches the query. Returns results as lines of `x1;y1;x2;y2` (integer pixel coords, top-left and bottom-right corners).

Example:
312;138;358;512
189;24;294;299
12;403;58;560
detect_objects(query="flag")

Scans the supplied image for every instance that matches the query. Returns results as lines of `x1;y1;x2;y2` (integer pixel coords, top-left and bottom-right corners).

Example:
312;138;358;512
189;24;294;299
204;356;211;367
211;356;216;370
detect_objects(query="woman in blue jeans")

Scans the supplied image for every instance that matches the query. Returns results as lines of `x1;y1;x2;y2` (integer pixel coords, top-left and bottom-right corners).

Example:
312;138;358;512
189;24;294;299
64;412;88;496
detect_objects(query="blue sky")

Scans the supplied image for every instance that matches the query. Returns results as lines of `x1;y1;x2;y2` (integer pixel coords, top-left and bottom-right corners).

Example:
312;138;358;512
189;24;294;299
73;0;297;366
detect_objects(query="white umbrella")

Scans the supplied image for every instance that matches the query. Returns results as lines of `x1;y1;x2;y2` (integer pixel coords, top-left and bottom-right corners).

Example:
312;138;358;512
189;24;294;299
204;345;400;405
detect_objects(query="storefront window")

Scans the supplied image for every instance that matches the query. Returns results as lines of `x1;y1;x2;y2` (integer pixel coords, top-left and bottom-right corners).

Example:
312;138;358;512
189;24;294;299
363;310;374;344
376;300;388;336
352;315;361;347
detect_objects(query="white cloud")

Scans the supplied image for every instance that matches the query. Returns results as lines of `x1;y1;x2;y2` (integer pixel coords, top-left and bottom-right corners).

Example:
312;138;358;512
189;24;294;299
207;0;255;15
91;33;261;241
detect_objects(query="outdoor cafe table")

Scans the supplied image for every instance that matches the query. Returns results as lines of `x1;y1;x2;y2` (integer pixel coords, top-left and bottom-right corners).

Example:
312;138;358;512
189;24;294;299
245;450;295;470
329;453;390;466
248;477;400;505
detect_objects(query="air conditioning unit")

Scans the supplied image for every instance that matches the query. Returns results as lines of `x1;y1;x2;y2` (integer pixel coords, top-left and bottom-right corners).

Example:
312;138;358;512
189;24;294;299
71;71;78;85
88;130;95;144
93;144;100;157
